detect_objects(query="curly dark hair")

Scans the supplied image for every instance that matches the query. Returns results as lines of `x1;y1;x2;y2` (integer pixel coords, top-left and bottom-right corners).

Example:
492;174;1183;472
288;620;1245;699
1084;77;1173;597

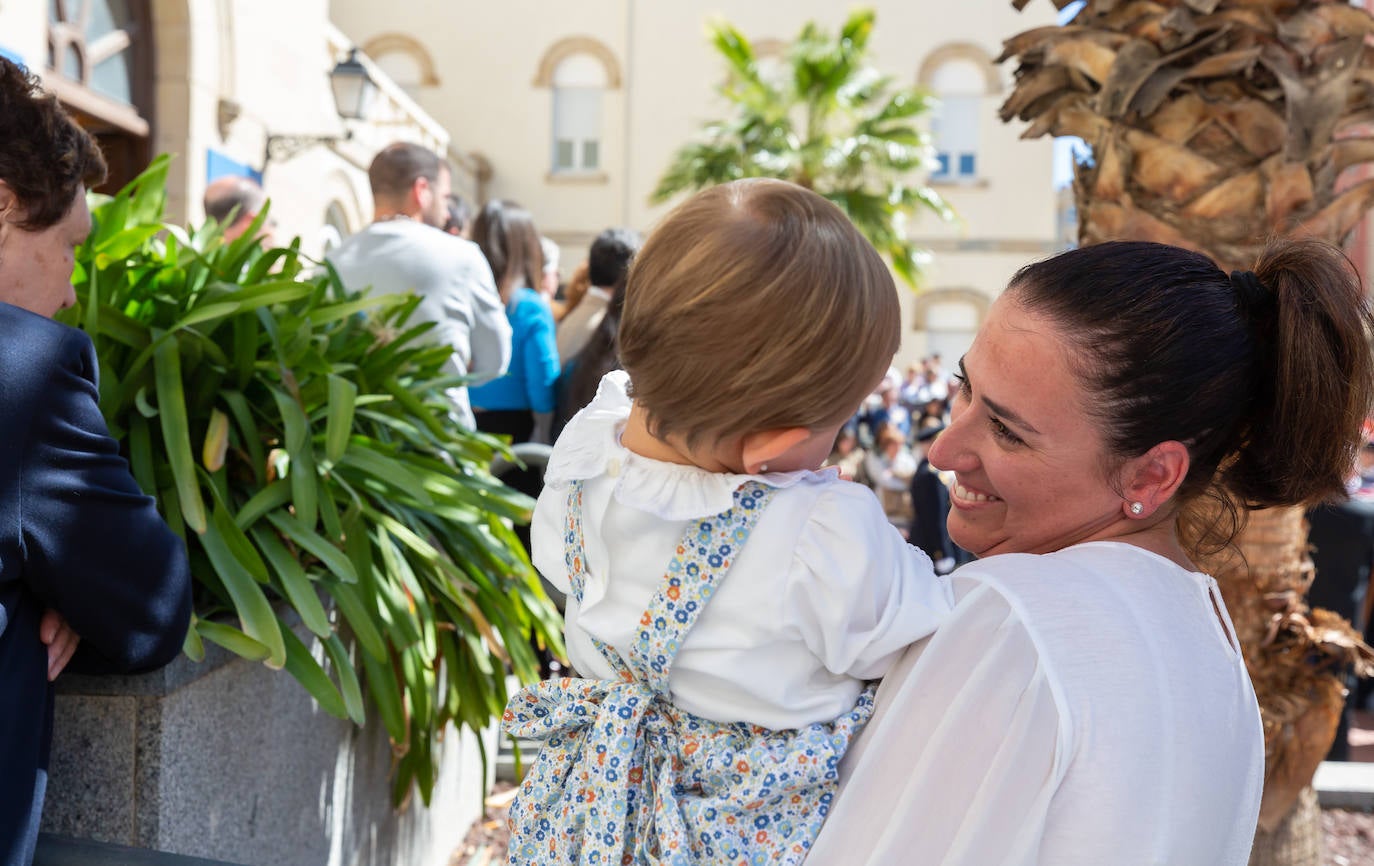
0;56;107;230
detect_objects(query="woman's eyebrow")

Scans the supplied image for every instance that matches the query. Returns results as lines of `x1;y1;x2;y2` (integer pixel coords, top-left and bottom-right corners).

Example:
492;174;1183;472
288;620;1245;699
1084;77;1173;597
984;395;1041;435
961;357;1042;436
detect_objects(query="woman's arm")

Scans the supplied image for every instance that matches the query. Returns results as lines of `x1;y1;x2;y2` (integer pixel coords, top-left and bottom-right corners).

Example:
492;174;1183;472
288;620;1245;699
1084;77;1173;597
807;579;1066;866
21;329;192;674
521;298;561;414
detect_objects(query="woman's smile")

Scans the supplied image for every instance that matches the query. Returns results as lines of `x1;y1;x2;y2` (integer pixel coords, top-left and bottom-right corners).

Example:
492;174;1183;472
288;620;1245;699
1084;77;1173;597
950;479;1001;505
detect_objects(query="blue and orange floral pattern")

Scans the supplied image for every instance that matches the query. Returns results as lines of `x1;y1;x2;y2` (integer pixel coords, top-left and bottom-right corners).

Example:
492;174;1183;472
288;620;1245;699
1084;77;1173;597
503;481;876;865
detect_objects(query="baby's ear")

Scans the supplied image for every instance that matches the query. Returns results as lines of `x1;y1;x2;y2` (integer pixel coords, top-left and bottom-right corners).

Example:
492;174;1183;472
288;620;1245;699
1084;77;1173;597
740;427;811;474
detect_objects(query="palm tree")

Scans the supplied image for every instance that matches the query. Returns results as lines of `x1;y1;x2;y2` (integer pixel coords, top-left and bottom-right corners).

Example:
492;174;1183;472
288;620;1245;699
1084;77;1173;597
999;1;1374;860
652;8;954;287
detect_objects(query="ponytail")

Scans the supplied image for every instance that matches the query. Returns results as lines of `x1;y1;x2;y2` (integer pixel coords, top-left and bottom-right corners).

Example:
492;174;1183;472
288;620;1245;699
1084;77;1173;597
1220;239;1374;509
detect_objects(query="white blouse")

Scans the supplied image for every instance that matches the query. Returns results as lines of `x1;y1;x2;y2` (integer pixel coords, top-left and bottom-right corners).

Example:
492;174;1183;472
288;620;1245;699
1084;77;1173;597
531;371;953;730
807;541;1264;866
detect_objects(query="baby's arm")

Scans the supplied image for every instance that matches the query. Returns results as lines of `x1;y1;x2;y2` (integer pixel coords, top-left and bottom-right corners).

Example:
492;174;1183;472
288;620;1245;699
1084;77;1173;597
783;481;954;680
530;482;572;594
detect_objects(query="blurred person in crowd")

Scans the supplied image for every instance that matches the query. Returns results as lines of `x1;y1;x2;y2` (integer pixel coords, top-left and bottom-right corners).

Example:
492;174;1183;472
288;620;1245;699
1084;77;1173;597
907;424;960;574
469;200;560;446
327;142;510;429
203;174;274;245
859;384;911;442
443;192;471;238
539;236;562;303
865;423;917;529
825;424;870;487
0;56;192;866
557;227;640;367
551;260;589;323
555;269;628;437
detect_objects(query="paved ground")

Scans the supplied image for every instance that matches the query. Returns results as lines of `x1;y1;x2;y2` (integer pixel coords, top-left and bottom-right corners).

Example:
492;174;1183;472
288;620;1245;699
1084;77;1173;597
455;720;1374;865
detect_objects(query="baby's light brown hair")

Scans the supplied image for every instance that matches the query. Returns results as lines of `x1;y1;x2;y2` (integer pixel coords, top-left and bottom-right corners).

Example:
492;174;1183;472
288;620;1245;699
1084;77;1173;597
620;178;900;449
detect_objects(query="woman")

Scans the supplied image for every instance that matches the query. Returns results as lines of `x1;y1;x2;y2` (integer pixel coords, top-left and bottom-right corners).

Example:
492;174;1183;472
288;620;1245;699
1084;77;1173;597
808;240;1374;865
0;57;191;864
469;200;560;444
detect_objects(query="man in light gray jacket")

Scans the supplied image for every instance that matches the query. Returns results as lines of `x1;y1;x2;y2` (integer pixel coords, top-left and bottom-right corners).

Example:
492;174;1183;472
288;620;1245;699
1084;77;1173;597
328;142;510;428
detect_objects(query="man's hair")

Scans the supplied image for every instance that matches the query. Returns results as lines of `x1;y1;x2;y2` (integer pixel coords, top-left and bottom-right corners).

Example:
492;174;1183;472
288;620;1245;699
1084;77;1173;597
0;56;107;230
204;176;267;224
367;141;442;201
619;178;900;449
587;227;641;288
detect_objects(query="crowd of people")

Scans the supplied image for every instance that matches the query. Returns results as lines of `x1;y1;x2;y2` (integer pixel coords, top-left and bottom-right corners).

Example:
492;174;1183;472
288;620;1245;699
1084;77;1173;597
830;355;969;573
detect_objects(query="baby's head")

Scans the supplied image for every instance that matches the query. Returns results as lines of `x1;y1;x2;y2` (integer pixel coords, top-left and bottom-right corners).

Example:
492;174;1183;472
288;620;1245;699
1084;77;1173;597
620;178;899;457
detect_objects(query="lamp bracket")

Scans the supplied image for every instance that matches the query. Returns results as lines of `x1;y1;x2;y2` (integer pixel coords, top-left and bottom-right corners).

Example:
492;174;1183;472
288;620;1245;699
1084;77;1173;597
263;130;353;168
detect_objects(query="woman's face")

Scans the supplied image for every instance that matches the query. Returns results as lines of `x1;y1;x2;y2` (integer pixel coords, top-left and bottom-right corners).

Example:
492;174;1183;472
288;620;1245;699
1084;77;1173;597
0;187;91;318
926;295;1129;558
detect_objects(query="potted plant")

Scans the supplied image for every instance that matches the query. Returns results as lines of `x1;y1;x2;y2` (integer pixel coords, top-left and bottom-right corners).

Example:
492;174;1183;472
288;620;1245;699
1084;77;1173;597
61;155;564;806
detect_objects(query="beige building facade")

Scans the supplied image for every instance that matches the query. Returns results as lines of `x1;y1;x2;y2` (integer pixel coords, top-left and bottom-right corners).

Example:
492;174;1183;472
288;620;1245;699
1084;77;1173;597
3;1;1065;365
329;0;1064;366
0;0;454;261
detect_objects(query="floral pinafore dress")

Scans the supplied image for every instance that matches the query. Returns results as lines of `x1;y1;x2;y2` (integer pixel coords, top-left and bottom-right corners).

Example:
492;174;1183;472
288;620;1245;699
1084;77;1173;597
503;480;876;866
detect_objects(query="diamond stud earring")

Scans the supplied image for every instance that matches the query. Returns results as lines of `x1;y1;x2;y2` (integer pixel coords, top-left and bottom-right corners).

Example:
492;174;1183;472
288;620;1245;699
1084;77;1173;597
1129;502;1144;515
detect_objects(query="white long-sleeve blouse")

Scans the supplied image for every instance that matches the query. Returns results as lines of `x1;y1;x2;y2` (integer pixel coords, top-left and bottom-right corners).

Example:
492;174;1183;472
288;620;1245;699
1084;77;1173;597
807;541;1264;866
530;371;954;730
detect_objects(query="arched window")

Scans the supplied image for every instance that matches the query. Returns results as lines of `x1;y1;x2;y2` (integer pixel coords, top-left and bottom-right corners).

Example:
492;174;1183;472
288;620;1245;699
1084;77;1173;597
918;44;999;186
913;288;989;362
361;34;440;98
551;54;605;174
534;37;621;177
929;59;985;183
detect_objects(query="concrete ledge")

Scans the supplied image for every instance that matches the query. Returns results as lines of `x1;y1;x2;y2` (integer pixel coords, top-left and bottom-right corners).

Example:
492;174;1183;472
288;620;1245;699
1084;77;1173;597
35;834;247;866
1315;761;1374;810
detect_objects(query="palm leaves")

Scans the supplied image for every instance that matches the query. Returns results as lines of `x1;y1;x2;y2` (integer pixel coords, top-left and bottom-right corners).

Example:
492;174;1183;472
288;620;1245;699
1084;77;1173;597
65;155;564;806
653;8;954;287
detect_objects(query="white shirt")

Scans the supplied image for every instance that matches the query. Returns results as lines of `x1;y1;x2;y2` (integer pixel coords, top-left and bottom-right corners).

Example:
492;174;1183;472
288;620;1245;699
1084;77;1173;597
556;285;612;362
808;541;1264;866
532;371;953;730
327;219;510;427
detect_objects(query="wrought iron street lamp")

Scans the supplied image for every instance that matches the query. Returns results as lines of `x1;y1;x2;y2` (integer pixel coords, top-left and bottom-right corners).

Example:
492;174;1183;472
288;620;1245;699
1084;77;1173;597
263;49;376;167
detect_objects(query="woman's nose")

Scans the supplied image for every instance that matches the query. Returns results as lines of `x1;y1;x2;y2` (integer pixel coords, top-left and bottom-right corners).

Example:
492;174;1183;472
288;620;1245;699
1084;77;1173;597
927;417;972;473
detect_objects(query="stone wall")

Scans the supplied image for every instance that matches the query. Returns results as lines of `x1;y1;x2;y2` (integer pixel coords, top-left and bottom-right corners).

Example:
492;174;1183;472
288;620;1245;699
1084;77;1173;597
42;627;493;866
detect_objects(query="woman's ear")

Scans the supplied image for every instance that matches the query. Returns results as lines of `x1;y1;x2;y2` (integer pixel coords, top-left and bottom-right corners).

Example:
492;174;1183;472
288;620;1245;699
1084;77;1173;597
740;427;811;474
0;180;18;222
1121;441;1190;518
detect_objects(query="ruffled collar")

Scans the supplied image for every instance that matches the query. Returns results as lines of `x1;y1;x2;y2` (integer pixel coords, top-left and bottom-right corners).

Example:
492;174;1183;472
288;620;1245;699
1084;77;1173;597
546;371;834;520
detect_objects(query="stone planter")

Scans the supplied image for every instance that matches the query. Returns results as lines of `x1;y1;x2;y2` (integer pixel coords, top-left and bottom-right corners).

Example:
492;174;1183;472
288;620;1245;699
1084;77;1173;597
40;621;495;866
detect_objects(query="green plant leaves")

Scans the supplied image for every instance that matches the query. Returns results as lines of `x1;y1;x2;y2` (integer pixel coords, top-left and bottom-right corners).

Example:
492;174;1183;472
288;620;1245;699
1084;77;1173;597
66;159;566;807
654;7;953;287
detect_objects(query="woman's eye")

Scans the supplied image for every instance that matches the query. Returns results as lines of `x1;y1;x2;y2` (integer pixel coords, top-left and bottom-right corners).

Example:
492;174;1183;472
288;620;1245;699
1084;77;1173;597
989;416;1023;446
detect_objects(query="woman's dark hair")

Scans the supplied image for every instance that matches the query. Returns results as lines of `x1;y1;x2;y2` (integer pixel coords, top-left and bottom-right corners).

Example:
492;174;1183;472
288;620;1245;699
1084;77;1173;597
561;270;628;426
588;226;641;288
471;199;542;296
0;57;107;230
1009;239;1374;544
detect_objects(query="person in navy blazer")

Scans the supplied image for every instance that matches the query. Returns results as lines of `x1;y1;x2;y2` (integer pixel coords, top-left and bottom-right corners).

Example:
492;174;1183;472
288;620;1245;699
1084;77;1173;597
0;57;192;865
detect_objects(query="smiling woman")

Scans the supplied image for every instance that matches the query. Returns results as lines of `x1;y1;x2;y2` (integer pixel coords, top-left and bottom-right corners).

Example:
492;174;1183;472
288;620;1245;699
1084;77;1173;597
808;239;1374;866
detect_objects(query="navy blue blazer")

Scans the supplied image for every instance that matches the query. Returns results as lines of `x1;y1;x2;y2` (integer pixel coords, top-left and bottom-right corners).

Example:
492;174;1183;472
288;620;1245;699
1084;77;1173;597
0;303;191;865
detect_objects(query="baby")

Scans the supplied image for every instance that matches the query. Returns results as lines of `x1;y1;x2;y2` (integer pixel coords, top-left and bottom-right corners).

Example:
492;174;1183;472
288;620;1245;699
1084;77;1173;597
503;178;952;865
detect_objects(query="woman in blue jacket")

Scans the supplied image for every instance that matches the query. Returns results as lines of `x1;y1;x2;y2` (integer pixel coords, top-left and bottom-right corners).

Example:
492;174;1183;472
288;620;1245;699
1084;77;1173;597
469;201;561;526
